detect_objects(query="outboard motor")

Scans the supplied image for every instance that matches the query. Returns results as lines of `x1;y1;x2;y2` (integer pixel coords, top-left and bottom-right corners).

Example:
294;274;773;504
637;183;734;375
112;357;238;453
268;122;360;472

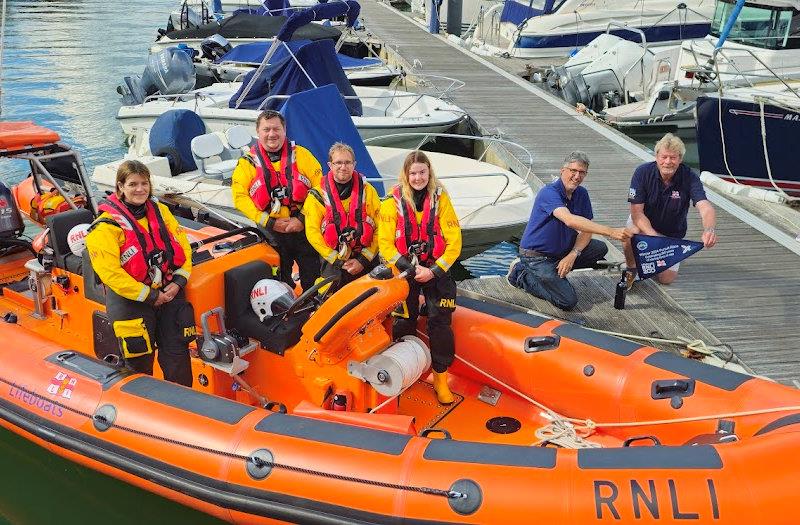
201;35;232;61
0;182;24;239
117;48;196;106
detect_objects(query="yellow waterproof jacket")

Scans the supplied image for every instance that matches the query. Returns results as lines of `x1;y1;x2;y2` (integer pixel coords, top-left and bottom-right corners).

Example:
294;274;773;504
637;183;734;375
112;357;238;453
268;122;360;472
378;185;462;276
231;144;322;227
85;201;192;304
303;178;381;265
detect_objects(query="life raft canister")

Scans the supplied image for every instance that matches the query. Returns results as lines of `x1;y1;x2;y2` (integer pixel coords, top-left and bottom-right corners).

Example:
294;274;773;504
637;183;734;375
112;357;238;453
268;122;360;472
320;171;374;253
247;140;310;211
393;185;446;265
95;194;186;285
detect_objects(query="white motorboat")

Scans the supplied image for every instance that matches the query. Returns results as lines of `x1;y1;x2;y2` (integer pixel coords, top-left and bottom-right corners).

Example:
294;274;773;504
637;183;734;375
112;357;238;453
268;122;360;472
469;0;713;58
93;127;534;260
118;36;465;147
554;0;800;132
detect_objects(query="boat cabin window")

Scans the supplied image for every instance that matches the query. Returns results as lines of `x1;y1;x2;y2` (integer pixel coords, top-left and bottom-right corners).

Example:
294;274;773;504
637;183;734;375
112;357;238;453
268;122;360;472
710;0;799;50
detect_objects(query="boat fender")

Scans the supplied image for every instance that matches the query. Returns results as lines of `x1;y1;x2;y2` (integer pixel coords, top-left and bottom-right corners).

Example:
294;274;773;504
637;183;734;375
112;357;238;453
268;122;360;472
246;448;274;480
93;404;117;432
347;336;431;397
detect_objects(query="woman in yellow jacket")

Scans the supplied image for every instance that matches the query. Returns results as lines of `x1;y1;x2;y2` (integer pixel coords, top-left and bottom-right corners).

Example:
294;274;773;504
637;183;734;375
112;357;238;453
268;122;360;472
378;151;462;404
303;143;381;292
85;160;195;386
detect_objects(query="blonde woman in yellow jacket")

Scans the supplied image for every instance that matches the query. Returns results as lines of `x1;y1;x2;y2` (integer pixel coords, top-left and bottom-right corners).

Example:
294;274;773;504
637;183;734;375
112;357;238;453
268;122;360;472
231;110;322;291
378;151;462;404
85;160;195;386
303;143;381;292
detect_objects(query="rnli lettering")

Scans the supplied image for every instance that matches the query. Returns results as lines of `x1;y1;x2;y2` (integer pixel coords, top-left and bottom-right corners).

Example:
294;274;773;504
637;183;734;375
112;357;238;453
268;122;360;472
438;298;456;308
8;385;64;417
593;479;719;520
249;178;263;197
183;326;197;338
120;245;138;265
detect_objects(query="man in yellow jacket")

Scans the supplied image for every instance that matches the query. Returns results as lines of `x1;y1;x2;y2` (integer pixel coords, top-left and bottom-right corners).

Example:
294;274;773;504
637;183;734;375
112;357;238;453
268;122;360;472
303;143;381;292
86;160;195;386
231;110;322;291
378;151;462;405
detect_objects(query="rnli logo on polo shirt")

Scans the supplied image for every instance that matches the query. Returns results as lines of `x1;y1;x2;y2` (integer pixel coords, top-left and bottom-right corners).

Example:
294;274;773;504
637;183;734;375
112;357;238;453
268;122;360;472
671;191;680;199
628;188;636;198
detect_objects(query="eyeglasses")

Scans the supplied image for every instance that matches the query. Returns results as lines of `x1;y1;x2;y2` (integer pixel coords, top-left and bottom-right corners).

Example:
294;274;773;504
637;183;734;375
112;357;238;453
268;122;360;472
564;167;588;176
331;160;354;166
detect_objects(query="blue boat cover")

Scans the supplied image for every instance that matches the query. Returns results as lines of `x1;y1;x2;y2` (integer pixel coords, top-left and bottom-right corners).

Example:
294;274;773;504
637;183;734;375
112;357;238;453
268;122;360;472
228;39;362;116
217;40;381;69
282;84;382;194
500;0;555;25
148;109;206;175
277;0;357;40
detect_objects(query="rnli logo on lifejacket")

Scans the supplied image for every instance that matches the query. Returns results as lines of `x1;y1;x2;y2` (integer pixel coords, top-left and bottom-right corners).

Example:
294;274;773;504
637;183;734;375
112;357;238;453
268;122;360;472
438;298;456;308
183;326;197;338
46;371;77;399
249;178;263;197
120;246;139;265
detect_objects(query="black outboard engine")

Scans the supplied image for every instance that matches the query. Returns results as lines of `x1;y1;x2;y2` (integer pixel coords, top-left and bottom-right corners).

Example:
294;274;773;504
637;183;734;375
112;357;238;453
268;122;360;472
0;182;25;239
200;35;232;61
117;48;197;106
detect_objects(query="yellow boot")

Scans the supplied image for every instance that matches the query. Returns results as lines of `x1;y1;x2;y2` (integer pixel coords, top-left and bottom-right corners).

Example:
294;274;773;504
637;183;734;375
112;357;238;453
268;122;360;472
432;371;454;405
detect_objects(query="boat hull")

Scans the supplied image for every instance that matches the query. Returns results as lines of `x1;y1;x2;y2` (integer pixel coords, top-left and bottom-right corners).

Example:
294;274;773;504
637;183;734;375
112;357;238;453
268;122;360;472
696;94;800;196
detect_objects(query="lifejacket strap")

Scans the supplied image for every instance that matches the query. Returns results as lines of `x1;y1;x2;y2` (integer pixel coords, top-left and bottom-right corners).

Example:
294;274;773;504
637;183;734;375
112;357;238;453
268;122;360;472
356;253;372;268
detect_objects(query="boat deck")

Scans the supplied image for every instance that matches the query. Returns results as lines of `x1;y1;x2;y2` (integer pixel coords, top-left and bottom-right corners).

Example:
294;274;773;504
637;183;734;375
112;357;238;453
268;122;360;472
362;0;800;386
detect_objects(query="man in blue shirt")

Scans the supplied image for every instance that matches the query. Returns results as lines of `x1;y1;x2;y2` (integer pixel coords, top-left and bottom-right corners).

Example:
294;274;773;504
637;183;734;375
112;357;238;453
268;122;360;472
507;151;632;311
623;134;717;288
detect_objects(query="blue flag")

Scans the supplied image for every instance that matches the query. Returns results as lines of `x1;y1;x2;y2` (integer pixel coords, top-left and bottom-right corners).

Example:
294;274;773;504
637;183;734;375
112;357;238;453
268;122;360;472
632;234;703;279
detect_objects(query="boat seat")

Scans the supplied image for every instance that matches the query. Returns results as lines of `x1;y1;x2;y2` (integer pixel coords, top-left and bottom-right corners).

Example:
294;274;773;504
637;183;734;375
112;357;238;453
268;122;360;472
223;125;254;153
45;208;94;274
224;260;307;355
191;133;239;180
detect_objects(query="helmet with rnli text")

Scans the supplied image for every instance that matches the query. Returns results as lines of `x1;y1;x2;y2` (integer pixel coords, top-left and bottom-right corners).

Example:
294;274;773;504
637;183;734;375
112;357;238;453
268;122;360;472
250;279;295;322
67;223;91;256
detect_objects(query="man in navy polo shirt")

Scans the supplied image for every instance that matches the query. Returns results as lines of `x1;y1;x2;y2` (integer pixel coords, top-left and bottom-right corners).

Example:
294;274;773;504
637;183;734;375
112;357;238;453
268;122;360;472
622;133;717;288
507;151;632;311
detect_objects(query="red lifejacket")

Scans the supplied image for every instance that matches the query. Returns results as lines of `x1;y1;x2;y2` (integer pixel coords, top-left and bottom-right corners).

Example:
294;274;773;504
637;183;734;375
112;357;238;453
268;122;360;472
393;185;446;265
247;140;310;211
97;195;186;285
320;171;375;253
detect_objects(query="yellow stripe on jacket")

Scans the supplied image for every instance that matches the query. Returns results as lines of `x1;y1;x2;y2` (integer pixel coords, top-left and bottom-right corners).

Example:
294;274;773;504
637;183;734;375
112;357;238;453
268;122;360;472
231;144;323;227
85;202;192;303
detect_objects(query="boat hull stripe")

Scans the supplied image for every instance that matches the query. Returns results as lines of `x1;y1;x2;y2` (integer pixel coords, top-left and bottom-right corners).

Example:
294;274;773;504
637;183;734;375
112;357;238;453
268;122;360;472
554;324;642;356
456;296;548;328
754;413;800;436
255;413;412;455
120;376;256;424
644;352;752;391
424;439;556;468
0;397;456;525
578;446;723;469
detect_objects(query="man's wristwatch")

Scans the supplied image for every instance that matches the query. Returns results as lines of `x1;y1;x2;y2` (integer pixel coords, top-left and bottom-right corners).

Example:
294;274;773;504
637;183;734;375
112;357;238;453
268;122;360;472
703;227;716;234
572;249;582;257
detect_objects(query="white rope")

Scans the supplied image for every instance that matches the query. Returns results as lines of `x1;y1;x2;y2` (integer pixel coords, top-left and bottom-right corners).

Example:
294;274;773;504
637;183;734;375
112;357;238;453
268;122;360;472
715;60;741;185
757;96;793;198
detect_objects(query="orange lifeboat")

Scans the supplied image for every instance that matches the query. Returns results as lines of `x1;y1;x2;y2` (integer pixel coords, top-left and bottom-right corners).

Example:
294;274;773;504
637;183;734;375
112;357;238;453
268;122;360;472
0;216;799;524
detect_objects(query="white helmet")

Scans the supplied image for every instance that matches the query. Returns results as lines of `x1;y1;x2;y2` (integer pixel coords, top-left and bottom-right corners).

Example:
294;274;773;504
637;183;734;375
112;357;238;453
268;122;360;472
67;223;91;256
250;279;295;322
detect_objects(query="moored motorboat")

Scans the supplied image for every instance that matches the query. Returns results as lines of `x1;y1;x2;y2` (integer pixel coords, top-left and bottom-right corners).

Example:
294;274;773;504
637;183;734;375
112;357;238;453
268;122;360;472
4;121;800;525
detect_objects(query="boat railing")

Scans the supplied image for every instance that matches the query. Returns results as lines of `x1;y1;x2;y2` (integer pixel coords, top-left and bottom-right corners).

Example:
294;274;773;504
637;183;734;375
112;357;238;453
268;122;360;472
363;131;534;209
605;21;649;104
471;2;505;47
140;90;231;107
710;46;800;102
645;57;673;100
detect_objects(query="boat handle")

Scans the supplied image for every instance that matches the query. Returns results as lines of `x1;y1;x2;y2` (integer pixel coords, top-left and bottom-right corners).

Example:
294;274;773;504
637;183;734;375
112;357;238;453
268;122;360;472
651;379;695;400
524;335;560;353
420;428;452;440
265;401;287;414
623;435;662;447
